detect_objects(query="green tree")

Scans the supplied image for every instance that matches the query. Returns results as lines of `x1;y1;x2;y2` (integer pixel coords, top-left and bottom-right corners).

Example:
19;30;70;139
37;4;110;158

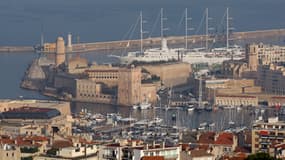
246;152;278;160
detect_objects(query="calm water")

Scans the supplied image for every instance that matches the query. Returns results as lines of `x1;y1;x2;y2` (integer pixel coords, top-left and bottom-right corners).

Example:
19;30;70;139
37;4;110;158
1;0;285;130
0;0;285;45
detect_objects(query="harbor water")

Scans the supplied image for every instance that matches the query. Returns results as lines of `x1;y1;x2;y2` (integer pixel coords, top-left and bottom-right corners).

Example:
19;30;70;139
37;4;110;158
1;0;285;131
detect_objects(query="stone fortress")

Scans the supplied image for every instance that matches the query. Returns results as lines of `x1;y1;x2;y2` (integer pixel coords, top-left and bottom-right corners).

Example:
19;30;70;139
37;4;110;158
22;36;192;106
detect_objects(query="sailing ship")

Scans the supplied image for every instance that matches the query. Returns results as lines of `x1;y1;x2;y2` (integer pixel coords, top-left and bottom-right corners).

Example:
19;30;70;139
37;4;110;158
118;8;244;65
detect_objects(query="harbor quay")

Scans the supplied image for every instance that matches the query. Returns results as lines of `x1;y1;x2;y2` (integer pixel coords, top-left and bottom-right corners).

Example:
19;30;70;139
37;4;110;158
1;28;285;53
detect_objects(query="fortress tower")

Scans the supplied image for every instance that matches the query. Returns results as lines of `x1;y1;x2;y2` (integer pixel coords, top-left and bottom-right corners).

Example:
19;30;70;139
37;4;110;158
117;66;142;106
246;43;259;71
55;37;66;67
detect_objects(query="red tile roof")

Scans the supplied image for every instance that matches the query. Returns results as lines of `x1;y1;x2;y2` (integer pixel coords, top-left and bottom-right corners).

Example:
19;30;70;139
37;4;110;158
52;140;73;149
215;132;234;145
198;132;215;144
142;156;164;160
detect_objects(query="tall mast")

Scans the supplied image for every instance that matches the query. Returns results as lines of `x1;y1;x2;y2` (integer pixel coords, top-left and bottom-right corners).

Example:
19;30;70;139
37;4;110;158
40;23;44;49
160;8;164;39
226;7;229;50
140;11;143;54
185;8;188;50
185;8;194;50
205;8;209;51
160;8;168;40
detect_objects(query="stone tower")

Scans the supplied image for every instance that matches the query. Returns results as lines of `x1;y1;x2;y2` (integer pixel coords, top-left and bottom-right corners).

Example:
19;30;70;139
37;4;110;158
117;66;141;106
55;37;66;67
246;43;259;71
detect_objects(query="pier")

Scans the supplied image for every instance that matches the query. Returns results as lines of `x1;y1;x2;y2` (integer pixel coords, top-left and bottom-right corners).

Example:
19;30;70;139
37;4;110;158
71;29;285;53
1;28;285;53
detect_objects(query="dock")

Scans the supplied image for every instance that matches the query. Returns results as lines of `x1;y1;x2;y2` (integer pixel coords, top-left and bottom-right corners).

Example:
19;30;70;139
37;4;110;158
1;28;285;53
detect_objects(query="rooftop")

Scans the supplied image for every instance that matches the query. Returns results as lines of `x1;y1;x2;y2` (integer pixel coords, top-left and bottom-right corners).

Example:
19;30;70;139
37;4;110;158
2;107;61;119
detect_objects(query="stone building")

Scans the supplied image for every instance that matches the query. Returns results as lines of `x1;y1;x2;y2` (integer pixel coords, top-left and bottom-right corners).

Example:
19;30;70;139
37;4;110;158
66;56;88;74
0;100;72;136
75;79;117;104
193;78;262;103
222;43;285;79
85;64;120;87
215;95;258;106
142;62;191;87
118;66;142;106
257;64;285;95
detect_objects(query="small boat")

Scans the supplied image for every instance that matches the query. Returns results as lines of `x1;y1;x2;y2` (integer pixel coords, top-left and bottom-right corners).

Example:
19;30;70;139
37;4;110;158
140;101;151;110
187;105;195;112
133;104;140;110
151;117;163;124
237;106;242;111
229;121;235;125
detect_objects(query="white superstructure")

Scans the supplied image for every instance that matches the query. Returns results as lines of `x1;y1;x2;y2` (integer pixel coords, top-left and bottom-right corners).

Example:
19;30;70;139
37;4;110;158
120;38;180;64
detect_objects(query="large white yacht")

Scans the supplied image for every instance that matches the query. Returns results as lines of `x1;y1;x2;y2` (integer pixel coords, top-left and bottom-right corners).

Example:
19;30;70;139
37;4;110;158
120;38;180;64
118;8;245;65
182;45;244;65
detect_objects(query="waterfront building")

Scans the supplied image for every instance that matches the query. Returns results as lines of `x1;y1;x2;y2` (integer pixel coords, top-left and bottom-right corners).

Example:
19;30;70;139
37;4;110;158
118;66;142;106
215;95;258;106
222;43;285;79
193;78;261;104
75;79;117;104
66;56;88;74
43;43;56;53
252;117;285;158
257;64;285;95
85;64;120;87
141;62;191;87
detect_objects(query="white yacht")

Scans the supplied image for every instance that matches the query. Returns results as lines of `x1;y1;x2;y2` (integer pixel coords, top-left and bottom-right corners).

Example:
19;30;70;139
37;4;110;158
182;46;244;65
187;104;195;112
120;38;180;64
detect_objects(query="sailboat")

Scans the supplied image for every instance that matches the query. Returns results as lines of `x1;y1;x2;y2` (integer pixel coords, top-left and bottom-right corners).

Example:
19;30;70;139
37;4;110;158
182;8;244;65
119;9;181;64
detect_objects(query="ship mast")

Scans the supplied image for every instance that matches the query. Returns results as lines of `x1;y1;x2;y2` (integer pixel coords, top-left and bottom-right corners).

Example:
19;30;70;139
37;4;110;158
226;8;229;50
185;8;193;50
205;8;213;51
205;8;208;51
160;8;168;40
185;8;188;50
40;23;44;51
140;11;143;54
160;8;164;39
226;7;233;51
139;11;147;54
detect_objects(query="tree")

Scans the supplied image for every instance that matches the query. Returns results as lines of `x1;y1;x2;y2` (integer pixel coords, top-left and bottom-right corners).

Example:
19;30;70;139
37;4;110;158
246;152;279;160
